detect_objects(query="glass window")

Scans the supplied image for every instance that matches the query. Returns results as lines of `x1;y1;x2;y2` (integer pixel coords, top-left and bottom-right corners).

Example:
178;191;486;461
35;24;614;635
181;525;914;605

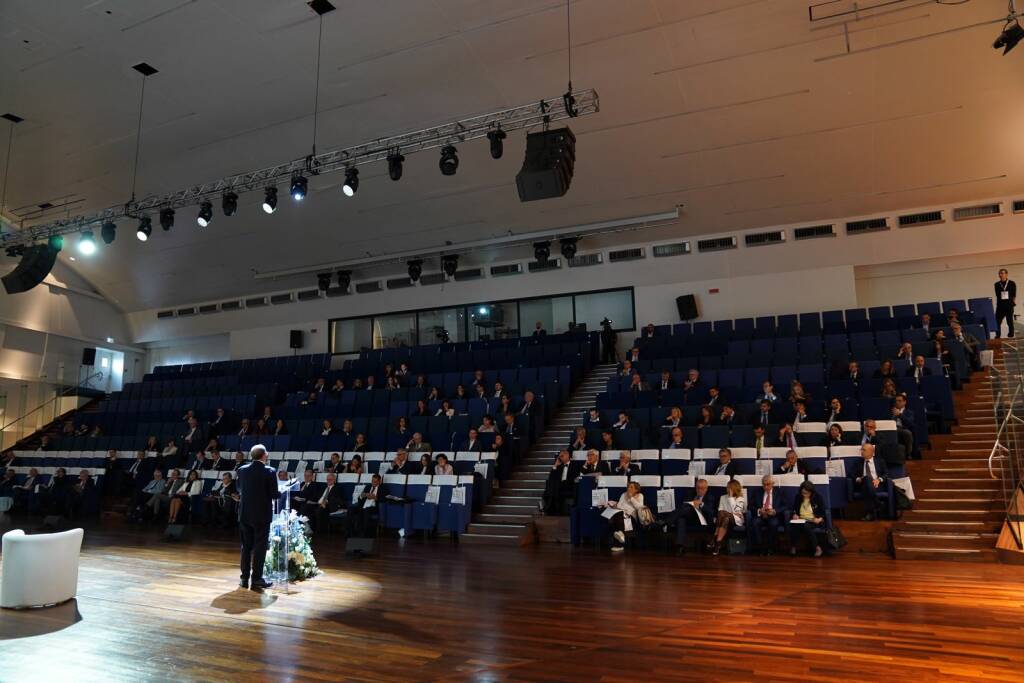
373;312;417;349
573;289;634;332
330;317;373;354
419;307;467;345
519;296;574;335
468;302;519;342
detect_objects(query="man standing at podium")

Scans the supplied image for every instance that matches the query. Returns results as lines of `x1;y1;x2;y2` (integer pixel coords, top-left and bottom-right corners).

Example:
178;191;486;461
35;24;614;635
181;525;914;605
237;444;277;591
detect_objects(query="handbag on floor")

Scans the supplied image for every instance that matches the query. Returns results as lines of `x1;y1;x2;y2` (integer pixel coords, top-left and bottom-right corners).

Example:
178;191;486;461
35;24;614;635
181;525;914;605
637;505;656;527
825;525;847;550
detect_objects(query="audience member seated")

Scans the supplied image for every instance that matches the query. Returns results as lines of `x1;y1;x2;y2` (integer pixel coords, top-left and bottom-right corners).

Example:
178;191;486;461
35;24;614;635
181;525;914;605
161;439;180;469
708;479;746;556
168;469;203;524
352;433;368;453
892;394;916;459
789;480;827;557
500;413;520;439
777;449;811;475
663;406;683;429
751;400;777;428
386;449;413;474
665;427;686;449
825;398;847;425
827;424;844;449
661;478;714;554
789;380;810;405
41;467;72;516
578;449;601;476
407;432;432;452
543;450;575;515
435;401;455;418
182;417;203;454
603;450;639;476
752;425;775;454
881;378;898;399
655;370;674;395
460;429;483;452
599;430;616;452
777;423;799;450
12;467;40;512
757;381;779;404
585;408;605;429
875;360;897;379
710;448;737;477
345;455;364;474
205;472;239;527
320;419;335;436
569;427;589;453
683;369;704;398
696;407;715;430
479;415;497;433
433;454;454;475
950;321;981;369
309;472;344;532
611;412;631;430
851;443;888;521
907;355;932;381
752;475;783;555
348;473;383;537
130;469;166;521
414;454;434;476
604;481;645;552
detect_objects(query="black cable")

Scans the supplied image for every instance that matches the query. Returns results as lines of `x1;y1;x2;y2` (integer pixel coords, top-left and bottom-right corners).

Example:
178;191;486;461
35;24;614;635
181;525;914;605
0;123;12;215
566;0;572;86
130;75;147;202
312;15;324;157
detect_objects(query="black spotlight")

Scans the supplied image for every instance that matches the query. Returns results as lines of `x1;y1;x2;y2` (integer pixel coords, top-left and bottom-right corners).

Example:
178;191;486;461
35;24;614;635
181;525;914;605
100;220;117;245
5;245;25;258
560;237;578;260
387;152;405;181
48;235;64;252
439;145;459;176
262;187;278;214
407;259;423;282
159;207;175;231
994;20;1024;54
441;254;459;277
487;129;507;159
197;201;213;227
337;270;351;291
317;272;332;291
222;192;238;216
291;174;308;201
136;216;152;242
533;241;551;262
342;167;359;197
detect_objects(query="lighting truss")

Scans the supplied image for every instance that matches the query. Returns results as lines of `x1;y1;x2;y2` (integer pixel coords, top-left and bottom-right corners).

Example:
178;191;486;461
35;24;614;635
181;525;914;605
0;89;599;249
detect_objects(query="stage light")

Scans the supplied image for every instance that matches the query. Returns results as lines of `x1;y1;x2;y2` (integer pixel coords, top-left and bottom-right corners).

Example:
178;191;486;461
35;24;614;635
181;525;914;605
534;240;551;262
560;237;578;260
222;191;238;216
291;174;308;201
317;272;332;291
994;20;1024;54
5;245;25;258
197;201;213;227
388;152;404;181
337;270;351;291
442;254;459;277
262;187;278;214
407;259;423;282
342;167;359;197
78;230;97;255
439;145;459;176
159;207;175;231
100;220;117;245
479;306;488;315
136;216;152;242
487;129;506;159
49;235;64;251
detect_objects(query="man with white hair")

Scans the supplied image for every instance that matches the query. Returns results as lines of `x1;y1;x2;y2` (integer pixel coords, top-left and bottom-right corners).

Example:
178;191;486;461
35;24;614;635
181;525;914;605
751;475;784;555
236;444;278;591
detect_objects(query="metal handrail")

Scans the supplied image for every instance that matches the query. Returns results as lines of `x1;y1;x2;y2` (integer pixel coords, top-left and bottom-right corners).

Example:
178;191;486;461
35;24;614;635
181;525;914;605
0;371;104;441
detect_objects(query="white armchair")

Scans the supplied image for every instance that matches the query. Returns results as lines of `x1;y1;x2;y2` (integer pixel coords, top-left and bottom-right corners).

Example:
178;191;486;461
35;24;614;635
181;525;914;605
1;528;84;608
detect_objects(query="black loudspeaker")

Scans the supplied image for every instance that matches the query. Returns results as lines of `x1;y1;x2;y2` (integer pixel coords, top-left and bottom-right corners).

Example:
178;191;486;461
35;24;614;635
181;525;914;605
81;347;97;366
516;127;576;202
344;537;375;556
676;294;699;321
289;330;303;349
2;244;59;294
163;524;186;541
41;515;64;529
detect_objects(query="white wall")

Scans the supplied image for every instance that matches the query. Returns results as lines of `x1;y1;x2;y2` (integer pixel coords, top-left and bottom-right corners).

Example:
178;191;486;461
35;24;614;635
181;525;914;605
144;334;231;372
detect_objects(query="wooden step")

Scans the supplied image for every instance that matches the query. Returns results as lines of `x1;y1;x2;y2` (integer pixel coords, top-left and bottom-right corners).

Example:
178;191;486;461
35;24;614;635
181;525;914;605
893;546;999;562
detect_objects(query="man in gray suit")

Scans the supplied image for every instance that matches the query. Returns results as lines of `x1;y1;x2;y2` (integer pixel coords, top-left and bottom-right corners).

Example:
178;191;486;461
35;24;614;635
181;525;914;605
236;444;278;591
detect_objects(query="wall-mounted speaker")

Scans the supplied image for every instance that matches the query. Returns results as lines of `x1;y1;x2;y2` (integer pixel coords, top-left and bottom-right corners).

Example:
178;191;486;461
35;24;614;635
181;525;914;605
289;330;304;349
81;347;97;366
516;127;576;202
675;294;699;321
2;244;59;294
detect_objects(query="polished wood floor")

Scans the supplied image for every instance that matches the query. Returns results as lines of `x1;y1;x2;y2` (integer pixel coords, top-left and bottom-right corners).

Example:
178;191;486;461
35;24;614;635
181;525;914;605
2;519;1024;683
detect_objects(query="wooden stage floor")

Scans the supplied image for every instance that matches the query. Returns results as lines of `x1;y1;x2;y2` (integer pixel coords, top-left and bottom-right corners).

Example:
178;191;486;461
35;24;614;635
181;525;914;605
1;521;1023;683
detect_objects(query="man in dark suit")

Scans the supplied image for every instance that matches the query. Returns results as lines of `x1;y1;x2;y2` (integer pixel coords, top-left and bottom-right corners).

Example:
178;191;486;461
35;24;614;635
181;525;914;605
348;473;383;537
236;444;278;591
663;426;687;449
711;448;738;477
386;449;414;474
776;449;810;475
996;268;1016;338
532;321;547;337
892;394;917;459
585;408;606;429
752;425;776;454
291;469;322;513
718;404;738;427
861;419;879;446
655;370;675;396
662;478;715;553
576;449;602;477
207;407;229;439
600;451;639;476
851;443;888;521
682;369;704;401
460;429;483;453
308;472;344;530
906;355;932;381
917;313;933;337
543;450;575;515
844;360;862;384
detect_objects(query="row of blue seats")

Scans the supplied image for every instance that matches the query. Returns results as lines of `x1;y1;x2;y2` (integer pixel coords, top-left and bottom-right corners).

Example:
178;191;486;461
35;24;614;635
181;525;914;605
151;353;330;376
101;394;260;414
357;332;598;363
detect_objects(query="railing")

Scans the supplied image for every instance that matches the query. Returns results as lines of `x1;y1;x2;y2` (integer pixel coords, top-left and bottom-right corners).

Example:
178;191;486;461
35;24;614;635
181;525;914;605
988;339;1024;550
0;371;104;452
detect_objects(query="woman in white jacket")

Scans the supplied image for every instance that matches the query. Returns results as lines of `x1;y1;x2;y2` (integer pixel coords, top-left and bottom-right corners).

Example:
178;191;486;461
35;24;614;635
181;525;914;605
168;469;204;523
606;481;644;551
709;479;746;556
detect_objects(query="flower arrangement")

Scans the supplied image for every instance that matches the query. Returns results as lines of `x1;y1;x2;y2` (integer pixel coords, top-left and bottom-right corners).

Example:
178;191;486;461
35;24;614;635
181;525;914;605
264;509;320;582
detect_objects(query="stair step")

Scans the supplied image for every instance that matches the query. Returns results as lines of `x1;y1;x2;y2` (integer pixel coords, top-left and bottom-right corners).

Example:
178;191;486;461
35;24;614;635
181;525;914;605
459;533;522;546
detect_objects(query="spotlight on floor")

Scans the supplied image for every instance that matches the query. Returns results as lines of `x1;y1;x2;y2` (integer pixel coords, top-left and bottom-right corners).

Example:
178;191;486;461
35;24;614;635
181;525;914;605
159;207;175;231
317;272;332;291
262;187;278;214
388;152;404;181
222;192;238;216
100;220;117;245
291;174;308;201
487;129;506;159
136;216;152;242
407;259;423;282
533;240;551;262
78;230;97;255
342;167;359;197
439;145;459;176
560;237;578;260
994;20;1024;54
337;270;351;292
197;201;213;227
442;254;459;277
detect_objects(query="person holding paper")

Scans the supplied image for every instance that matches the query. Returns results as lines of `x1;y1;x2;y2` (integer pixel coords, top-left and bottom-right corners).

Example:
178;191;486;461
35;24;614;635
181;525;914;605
995;268;1016;338
310;472;344;532
788;481;827;557
605;481;645;551
290;469;321;513
543;450;575;515
661;478;714;554
851;443;888;521
751;475;783;555
708;479;746;556
348;473;382;537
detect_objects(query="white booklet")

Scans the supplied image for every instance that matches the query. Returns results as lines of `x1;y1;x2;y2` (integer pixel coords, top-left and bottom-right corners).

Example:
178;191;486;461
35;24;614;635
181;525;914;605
892;476;915;500
688;461;705;476
450;486;466;506
425;485;441;505
600;506;620;519
826;460;847;478
591;488;609;508
656;489;675;514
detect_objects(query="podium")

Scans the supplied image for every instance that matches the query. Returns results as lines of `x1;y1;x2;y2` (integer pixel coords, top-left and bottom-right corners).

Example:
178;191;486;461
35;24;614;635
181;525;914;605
266;478;298;590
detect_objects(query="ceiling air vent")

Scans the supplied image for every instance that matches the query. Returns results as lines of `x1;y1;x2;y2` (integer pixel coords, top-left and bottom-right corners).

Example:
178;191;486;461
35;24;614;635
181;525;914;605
697;236;737;253
220;300;242;311
198;303;218;315
653;242;690;257
845;217;888;235
355;281;382;294
326;286;351;298
454;268;484;281
245;296;268;308
528;259;561;272
176;306;197;317
386;277;415;290
953;203;1001;221
898;210;943;228
297;289;321;301
490;263;522;277
744;230;785;247
270;293;293;305
608;247;645;262
419;272;448;286
568;253;603;268
156;310;175;319
793;224;835;240
1013;199;1024;213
